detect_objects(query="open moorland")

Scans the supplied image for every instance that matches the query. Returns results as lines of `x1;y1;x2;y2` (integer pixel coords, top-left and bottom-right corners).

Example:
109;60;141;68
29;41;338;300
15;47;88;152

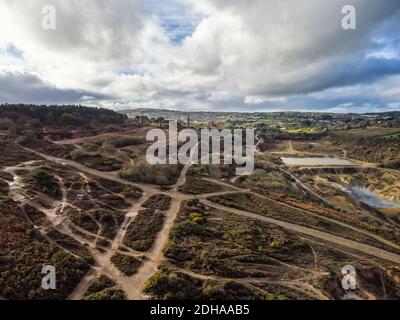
0;105;399;300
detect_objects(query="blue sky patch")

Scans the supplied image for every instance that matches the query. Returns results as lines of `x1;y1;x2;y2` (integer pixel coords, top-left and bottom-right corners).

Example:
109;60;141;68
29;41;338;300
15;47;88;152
6;44;24;59
144;0;202;45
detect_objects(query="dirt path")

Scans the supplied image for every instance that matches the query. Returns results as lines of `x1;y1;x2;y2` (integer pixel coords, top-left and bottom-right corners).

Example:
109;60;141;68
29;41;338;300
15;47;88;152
21;147;175;196
279;168;341;210
68;272;96;300
3;162;131;298
22;144;199;299
301;237;319;269
201;200;400;264
230;176;241;184
201;177;245;192
252;189;400;251
171;142;201;192
126;145;200;299
51;132;141;146
105;193;151;261
3;159;159;299
163;261;329;300
126;199;181;299
192;178;400;251
9;143;399;300
288;141;295;153
196;190;249;199
255;135;263;155
172;163;190;192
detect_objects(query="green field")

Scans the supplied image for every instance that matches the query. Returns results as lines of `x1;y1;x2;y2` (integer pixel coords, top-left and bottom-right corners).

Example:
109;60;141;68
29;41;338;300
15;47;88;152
346;128;400;138
285;128;316;134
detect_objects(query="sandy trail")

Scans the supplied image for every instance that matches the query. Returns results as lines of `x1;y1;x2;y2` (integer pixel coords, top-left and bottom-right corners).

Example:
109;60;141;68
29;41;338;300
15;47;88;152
105;192;151;261
251;188;400;251
125;199;181;299
163;261;329;300
201;200;400;264
125;144;200;299
6;142;399;300
15;145;198;299
21;147;167;196
51;132;142;146
68;272;96;300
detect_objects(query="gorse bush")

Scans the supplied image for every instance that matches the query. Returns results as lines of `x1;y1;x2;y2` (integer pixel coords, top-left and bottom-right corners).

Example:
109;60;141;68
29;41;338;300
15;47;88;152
189;212;207;224
110;254;142;276
85;288;125;300
172;220;203;237
31;169;60;197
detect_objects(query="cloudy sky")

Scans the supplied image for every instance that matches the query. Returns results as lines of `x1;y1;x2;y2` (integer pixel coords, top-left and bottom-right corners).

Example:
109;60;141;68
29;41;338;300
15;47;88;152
0;0;400;113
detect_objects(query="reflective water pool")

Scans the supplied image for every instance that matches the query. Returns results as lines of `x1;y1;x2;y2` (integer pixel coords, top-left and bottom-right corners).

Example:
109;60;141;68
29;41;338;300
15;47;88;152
281;157;354;166
345;186;400;209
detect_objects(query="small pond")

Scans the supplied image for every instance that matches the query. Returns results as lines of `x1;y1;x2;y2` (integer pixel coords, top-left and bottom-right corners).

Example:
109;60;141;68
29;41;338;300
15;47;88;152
281;157;354;166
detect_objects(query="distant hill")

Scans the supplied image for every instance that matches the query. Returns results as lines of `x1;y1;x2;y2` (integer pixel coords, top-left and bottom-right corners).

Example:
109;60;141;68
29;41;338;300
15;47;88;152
119;108;400;122
363;111;400;117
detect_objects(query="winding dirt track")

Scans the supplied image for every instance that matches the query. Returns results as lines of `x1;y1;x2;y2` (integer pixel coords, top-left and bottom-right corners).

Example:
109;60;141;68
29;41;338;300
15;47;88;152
205;178;400;251
15;146;198;299
162;261;330;300
201;200;400;264
68;273;96;300
21;147;166;195
127;199;181;299
6;145;400;300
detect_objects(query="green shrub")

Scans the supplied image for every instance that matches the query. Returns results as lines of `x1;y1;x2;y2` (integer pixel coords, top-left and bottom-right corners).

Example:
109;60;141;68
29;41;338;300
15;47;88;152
86;276;115;295
86;288;125;300
173;220;202;238
31;170;59;197
189;212;206;224
143;271;170;297
110;254;142;276
69;150;100;161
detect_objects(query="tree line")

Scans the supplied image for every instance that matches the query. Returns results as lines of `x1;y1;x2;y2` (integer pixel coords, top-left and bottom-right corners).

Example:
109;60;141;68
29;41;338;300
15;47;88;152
0;104;127;127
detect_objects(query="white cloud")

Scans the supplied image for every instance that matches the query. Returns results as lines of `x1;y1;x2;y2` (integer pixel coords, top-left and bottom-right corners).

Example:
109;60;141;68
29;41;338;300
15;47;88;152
0;0;399;112
245;96;287;105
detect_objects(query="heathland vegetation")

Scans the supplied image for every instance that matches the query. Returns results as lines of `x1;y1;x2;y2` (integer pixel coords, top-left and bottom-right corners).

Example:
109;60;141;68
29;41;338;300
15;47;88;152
1;105;400;300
